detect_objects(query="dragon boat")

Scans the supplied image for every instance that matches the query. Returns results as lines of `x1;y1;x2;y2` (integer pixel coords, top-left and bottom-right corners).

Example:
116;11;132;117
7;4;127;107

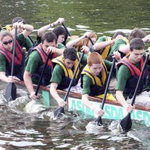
1;80;150;126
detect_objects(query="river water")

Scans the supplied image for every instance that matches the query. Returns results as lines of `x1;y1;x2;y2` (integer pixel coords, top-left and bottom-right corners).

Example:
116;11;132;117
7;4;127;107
1;0;150;149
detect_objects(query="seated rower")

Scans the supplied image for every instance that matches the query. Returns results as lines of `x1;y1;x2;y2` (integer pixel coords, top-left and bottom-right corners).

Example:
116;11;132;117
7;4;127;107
116;38;150;113
107;32;129;61
3;17;34;51
118;28;150;55
53;25;68;49
66;32;97;52
24;31;63;100
0;21;33;83
37;17;66;47
81;52;116;117
93;31;126;60
50;47;89;107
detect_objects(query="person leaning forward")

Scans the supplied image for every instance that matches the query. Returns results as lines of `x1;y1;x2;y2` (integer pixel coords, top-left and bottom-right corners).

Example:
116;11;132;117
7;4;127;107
24;31;64;100
81;52;116;117
50;47;89;107
0;21;33;83
116;38;150;113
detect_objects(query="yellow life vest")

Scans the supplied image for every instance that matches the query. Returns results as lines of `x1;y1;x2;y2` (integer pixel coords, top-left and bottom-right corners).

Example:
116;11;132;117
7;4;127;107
81;61;108;87
81;62;115;101
122;37;129;45
101;36;112;59
121;37;130;56
52;53;80;79
2;25;12;31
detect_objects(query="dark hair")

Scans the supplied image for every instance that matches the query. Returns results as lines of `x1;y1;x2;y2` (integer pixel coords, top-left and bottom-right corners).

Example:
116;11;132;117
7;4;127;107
113;31;126;39
0;24;2;31
130;38;145;51
63;48;77;61
53;26;68;45
12;17;25;24
128;28;147;41
41;31;57;44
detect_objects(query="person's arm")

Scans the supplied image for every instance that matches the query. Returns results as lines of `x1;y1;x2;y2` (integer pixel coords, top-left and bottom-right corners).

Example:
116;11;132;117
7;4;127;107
38;18;65;37
82;94;104;117
47;46;64;56
22;24;34;38
118;44;130;54
23;51;41;99
0;72;9;82
0;55;20;83
142;34;150;43
115;65;133;113
116;90;133;113
23;70;38;99
93;39;115;50
82;75;104;116
13;22;34;38
66;32;92;48
50;83;66;107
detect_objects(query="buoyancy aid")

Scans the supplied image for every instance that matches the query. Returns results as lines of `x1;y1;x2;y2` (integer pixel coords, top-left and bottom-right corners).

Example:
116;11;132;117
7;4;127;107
31;44;57;85
81;61;108;96
52;53;82;90
99;36;112;59
118;56;146;98
0;41;25;79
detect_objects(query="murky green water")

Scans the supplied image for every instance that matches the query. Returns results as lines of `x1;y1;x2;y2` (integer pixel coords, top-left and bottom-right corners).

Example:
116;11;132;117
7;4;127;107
0;103;149;150
1;0;150;149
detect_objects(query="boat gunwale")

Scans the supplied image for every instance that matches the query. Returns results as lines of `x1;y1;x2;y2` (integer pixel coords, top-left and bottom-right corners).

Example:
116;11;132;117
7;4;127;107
16;81;150;112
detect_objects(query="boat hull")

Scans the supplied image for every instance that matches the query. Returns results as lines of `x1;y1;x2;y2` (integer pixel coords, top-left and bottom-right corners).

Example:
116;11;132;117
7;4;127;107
1;81;150;125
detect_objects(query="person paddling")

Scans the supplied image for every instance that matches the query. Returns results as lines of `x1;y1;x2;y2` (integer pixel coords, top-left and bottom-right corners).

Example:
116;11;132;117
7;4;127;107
23;31;63;100
3;17;34;51
81;52;116;117
50;47;89;107
66;32;97;52
116;38;150;113
0;21;33;83
37;18;66;46
93;32;127;60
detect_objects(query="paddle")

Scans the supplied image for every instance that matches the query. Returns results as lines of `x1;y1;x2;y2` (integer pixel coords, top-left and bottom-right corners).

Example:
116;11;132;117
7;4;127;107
54;52;84;118
88;37;94;45
120;54;149;132
4;27;17;102
35;52;52;96
95;58;116;126
62;23;71;37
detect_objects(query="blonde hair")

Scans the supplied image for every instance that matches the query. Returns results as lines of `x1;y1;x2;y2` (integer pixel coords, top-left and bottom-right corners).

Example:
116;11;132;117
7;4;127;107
75;32;97;51
87;52;102;67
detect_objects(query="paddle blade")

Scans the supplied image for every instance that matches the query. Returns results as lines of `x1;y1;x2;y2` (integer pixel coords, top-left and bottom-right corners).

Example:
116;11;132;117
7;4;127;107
4;83;17;102
54;107;65;118
95;116;103;126
120;113;132;132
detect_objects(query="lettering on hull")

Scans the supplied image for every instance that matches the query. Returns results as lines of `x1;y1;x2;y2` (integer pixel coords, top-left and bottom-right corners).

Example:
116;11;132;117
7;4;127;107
68;97;150;123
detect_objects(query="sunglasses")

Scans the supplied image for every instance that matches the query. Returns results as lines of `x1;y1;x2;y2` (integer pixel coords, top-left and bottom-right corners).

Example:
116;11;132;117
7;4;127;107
3;40;13;45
